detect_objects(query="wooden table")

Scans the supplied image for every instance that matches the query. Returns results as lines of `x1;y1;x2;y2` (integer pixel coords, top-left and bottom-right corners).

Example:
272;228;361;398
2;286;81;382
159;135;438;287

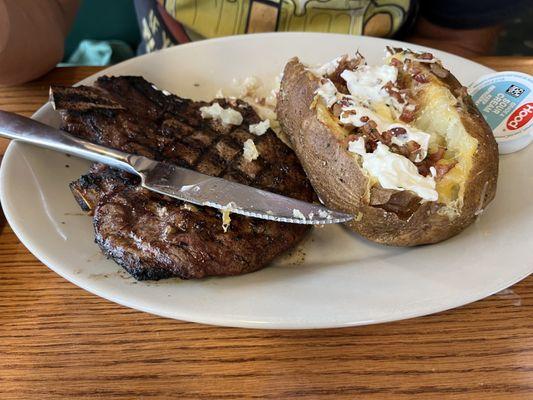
0;59;532;400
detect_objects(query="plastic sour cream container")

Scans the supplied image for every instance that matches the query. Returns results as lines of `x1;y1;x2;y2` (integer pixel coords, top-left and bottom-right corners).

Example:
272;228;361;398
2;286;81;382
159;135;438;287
469;71;533;154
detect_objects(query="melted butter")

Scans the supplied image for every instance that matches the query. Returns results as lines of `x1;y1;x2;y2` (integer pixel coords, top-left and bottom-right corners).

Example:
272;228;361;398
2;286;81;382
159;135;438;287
221;205;234;233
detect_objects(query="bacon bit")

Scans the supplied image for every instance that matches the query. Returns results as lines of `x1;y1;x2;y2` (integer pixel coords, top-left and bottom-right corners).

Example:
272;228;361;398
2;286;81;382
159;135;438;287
362;124;394;148
359;123;379;149
435;160;458;179
339;97;352;107
415;147;447;176
381;127;406;147
415;146;456;178
380;130;393;145
405;141;422;162
340;134;359;148
326;54;364;93
362;126;378;142
406;140;421;152
360;122;371;133
399;106;416;123
389;140;420;162
365;120;377;130
416;162;431;176
418;52;434;60
408;66;429;84
340;109;357;121
383;81;404;103
390;143;405;156
390;127;407;136
333;54;364;75
428;147;445;163
348;56;364;72
360;116;369;123
413;72;428;83
343;108;357;116
385;46;396;56
343;124;356;134
390;58;403;68
382;80;395;89
346;115;428;155
366;140;377;153
332;103;343;117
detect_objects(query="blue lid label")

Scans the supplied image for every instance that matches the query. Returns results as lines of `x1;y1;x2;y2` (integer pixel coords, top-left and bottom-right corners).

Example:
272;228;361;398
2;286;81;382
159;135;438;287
471;80;530;130
469;71;533;153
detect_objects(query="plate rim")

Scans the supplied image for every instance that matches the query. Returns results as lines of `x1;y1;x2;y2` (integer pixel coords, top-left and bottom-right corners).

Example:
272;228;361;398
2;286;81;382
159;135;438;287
3;32;531;329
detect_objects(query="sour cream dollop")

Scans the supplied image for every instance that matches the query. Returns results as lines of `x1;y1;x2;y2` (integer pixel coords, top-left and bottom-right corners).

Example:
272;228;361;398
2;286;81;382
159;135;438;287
340;65;398;104
348;140;438;202
314;79;338;107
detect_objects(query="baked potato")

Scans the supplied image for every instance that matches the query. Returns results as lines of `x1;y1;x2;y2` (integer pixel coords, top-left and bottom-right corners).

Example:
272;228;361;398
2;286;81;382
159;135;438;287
277;49;498;246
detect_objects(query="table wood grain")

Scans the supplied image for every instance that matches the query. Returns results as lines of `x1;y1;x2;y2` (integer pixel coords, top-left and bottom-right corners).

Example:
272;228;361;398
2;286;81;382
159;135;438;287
0;58;532;400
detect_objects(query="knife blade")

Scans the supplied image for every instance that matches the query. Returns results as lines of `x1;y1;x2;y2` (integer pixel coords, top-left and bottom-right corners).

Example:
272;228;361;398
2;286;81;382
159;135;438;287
137;160;352;224
0;110;353;225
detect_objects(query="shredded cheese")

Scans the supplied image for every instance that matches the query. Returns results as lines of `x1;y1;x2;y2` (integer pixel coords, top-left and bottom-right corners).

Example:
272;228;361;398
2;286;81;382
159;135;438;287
200;103;243;126
249;119;270;136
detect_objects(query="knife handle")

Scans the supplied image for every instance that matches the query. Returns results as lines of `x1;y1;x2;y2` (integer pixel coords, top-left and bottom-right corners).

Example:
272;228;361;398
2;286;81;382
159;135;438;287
0;110;139;175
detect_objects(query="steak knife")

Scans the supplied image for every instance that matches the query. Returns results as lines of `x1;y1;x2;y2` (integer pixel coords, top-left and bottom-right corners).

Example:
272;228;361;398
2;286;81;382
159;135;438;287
0;110;353;225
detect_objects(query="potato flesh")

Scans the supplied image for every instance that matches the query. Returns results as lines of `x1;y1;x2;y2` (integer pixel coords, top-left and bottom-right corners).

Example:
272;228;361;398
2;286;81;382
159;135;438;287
414;81;478;208
319;61;477;209
316;101;350;140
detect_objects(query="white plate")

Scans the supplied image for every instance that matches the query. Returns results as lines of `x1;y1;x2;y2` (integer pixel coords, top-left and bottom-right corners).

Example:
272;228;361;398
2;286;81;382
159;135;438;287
1;33;531;329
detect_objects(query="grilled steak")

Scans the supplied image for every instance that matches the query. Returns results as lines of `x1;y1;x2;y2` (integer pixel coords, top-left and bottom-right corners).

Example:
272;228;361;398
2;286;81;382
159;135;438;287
51;76;315;280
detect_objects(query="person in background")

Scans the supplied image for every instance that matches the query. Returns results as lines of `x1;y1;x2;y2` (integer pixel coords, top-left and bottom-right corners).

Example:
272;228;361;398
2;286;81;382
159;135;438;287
0;0;80;85
133;0;509;59
0;0;527;86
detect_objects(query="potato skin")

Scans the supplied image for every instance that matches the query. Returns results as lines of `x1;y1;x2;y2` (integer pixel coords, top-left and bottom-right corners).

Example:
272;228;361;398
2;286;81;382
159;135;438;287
277;58;499;246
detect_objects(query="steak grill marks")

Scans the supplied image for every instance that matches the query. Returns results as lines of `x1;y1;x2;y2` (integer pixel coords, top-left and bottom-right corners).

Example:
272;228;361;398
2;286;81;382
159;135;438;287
52;76;315;280
55;78;304;194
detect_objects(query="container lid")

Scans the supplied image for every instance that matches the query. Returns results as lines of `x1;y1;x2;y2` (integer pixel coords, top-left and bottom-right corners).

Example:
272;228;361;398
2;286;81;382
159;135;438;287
469;71;533;154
